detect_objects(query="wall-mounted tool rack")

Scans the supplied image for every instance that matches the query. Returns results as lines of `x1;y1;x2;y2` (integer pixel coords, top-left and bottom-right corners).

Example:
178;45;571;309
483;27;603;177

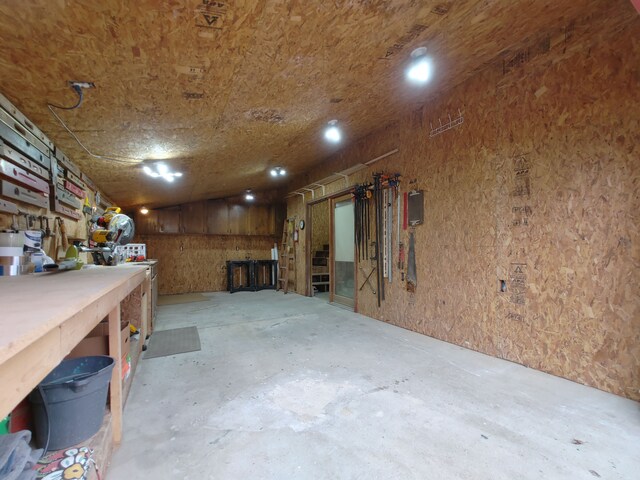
286;148;399;203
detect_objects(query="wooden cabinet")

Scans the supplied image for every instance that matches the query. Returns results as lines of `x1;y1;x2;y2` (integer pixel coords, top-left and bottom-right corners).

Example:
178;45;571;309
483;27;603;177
135;210;159;233
206;199;228;234
227;203;249;235
157;207;180;234
136;200;284;237
249;205;272;235
181;201;206;234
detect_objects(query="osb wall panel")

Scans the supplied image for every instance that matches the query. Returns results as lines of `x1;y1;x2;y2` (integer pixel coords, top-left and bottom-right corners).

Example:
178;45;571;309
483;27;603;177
137;234;276;295
286;13;640;400
121;286;142;329
311;200;330;253
0;189;100;264
0;0;616;208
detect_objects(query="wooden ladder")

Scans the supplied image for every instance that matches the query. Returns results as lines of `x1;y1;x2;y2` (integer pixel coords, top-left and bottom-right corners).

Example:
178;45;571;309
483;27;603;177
277;217;296;293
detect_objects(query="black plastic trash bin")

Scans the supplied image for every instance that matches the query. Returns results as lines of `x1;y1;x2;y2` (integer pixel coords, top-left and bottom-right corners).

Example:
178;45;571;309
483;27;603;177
29;356;115;450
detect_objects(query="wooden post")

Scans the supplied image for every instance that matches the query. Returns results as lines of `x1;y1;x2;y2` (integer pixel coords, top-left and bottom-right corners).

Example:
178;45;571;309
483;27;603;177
108;305;123;444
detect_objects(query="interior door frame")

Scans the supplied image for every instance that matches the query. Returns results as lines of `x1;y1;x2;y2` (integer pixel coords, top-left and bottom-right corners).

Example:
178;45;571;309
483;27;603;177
330;194;356;309
305;186;358;311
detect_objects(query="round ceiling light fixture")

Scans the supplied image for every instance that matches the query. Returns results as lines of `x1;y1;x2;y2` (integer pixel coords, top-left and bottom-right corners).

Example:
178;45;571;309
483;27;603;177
140;207;149;215
324;119;342;143
245;190;255;201
143;162;183;182
406;47;433;84
269;166;287;177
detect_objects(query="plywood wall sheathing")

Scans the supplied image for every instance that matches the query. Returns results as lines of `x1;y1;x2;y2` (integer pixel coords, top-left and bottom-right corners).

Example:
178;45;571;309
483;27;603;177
287;9;640;400
137;234;276;295
311;200;330;255
0;0;625;208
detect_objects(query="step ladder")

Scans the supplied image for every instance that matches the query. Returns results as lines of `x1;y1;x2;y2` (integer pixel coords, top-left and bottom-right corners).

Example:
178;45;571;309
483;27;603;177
277;217;296;293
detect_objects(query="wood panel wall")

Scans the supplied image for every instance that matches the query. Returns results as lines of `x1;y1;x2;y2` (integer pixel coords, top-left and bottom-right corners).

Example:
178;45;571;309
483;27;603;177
134;197;285;237
287;11;640;400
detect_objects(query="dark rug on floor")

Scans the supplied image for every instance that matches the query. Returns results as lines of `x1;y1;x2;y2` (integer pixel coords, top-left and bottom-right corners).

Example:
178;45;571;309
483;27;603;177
144;326;201;359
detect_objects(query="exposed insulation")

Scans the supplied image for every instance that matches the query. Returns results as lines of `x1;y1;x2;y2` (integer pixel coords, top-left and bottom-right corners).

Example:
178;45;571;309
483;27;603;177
287;11;640;400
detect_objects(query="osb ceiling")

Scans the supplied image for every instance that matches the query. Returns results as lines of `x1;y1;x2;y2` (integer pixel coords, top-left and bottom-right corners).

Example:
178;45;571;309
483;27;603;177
0;0;623;208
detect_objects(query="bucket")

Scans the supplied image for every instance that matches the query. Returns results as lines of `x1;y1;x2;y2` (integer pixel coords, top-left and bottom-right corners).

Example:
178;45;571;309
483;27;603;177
29;356;115;450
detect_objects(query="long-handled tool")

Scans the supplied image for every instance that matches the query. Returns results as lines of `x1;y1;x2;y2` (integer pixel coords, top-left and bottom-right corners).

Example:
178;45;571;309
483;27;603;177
56;217;68;251
358;267;376;294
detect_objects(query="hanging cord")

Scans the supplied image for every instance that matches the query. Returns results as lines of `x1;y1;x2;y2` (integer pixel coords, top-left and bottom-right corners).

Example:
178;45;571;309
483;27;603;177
47;85;138;165
37;385;50;459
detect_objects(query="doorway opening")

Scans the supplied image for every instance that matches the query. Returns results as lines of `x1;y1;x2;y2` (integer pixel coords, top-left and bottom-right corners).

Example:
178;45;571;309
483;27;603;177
309;200;330;302
332;195;355;308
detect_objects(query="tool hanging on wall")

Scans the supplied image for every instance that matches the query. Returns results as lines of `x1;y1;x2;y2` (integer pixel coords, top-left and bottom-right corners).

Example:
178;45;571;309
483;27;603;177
353;183;372;262
351;173;401;306
372;172;401;306
358;266;376;294
406;230;417;292
373;173;383;306
382;187;387;279
56;217;68;252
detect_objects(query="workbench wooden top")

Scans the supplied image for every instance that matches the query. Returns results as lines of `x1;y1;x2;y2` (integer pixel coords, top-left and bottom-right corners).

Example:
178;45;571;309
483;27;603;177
0;266;147;365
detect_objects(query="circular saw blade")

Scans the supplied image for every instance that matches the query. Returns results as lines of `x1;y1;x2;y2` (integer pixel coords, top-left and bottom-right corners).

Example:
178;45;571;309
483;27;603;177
108;214;135;246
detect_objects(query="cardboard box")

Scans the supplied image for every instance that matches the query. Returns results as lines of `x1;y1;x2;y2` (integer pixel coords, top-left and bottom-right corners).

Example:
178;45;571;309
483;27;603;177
67;320;129;359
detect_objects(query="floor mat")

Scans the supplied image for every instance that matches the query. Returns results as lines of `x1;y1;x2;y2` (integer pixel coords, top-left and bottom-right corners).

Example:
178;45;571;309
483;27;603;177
157;293;209;306
144;327;201;359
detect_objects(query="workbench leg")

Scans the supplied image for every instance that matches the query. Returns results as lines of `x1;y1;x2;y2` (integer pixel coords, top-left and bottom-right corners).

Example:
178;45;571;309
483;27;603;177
108;305;123;445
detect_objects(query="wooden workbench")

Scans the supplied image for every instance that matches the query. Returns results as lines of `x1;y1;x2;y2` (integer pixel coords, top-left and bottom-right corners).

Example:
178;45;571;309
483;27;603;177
0;265;149;445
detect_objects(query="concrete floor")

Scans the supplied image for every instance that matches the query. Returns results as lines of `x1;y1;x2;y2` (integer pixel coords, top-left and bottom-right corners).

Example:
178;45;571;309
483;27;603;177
109;291;640;480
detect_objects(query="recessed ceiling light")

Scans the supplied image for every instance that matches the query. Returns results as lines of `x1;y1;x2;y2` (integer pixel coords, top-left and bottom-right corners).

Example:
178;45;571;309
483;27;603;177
245;190;255;201
270;166;286;177
406;47;433;84
143;162;182;182
140;207;149;215
324;119;341;143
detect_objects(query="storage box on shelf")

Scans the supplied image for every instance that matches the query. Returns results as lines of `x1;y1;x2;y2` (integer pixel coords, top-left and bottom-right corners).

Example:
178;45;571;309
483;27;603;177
115;243;146;260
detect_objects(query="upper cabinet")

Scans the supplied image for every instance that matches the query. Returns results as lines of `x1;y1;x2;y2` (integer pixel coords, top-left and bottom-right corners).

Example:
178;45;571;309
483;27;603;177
206;199;228;235
136;200;284;237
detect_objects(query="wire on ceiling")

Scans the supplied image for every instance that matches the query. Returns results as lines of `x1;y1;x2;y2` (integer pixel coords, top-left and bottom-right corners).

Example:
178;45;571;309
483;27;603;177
47;84;139;165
